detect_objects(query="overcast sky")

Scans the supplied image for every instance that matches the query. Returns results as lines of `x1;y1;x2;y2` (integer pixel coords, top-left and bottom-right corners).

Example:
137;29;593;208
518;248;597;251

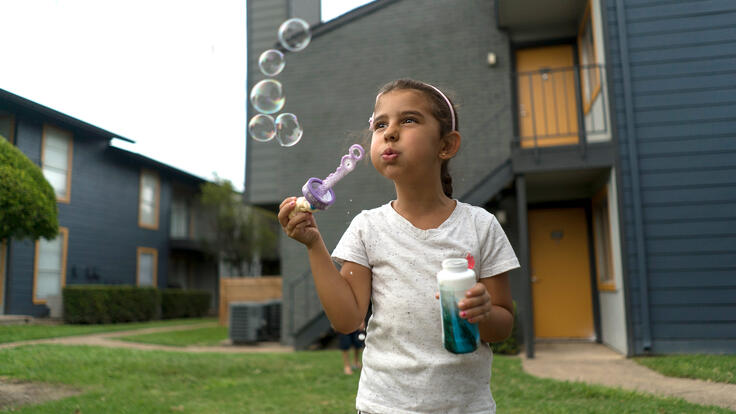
0;0;373;191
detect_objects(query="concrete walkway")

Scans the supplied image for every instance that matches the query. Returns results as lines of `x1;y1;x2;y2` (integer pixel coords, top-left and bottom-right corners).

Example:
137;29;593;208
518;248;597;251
0;323;292;354
522;342;736;412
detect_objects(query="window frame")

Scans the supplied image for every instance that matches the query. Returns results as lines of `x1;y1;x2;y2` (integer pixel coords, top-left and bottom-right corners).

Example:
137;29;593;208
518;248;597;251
577;0;601;115
138;169;161;230
41;124;74;204
0;113;16;144
32;227;69;304
592;188;616;291
136;247;158;287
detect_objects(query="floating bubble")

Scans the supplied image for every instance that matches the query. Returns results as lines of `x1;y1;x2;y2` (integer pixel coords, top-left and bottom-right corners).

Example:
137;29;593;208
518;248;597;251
275;113;303;147
249;79;285;114
278;18;311;52
258;49;285;76
248;114;276;142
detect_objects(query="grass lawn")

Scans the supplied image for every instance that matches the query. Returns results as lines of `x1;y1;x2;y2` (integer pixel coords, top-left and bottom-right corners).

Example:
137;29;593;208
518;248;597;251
117;326;229;347
634;354;736;385
0;345;732;413
0;318;216;344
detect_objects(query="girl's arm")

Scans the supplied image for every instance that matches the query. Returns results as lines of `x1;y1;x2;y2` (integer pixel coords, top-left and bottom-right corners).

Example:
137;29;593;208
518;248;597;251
278;197;371;333
458;272;514;343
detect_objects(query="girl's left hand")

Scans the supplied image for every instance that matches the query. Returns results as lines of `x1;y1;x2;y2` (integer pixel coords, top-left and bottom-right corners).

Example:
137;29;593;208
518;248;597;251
458;283;493;324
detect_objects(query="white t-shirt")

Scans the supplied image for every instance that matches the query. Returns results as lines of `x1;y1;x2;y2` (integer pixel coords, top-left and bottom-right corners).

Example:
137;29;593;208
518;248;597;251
332;201;520;414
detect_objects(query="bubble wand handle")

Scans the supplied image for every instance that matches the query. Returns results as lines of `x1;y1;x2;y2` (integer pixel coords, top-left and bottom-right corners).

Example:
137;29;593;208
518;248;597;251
289;144;364;218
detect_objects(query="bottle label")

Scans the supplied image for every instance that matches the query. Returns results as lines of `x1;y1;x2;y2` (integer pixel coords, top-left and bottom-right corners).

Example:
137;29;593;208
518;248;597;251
439;285;480;354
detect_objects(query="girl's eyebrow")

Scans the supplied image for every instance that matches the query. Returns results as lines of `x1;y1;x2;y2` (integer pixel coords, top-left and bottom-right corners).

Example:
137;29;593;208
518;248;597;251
373;110;425;120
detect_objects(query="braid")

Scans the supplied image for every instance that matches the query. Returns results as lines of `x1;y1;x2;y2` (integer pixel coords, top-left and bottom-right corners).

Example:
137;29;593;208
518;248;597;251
441;160;453;198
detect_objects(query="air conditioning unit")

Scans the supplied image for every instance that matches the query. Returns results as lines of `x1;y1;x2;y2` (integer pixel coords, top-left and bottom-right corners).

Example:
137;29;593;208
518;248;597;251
229;301;266;344
261;299;282;342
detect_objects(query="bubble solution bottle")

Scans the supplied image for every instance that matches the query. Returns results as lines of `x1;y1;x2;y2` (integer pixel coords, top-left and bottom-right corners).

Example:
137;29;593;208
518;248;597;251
437;258;480;354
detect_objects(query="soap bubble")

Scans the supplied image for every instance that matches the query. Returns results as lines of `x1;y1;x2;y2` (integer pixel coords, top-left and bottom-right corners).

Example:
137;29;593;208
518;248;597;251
275;113;303;147
278;18;311;52
250;79;285;114
358;333;366;341
258;49;285;76
248;114;276;142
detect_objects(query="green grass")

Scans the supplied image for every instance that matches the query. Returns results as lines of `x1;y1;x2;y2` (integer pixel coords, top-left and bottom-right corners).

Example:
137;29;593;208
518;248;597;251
0;318;216;344
0;345;732;413
117;326;229;347
634;354;736;385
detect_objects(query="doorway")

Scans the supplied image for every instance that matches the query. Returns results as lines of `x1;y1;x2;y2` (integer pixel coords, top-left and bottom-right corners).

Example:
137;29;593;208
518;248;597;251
516;44;579;147
529;207;594;339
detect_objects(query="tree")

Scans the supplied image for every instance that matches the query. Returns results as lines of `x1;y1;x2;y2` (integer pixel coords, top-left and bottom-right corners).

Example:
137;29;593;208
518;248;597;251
198;177;278;276
0;136;58;241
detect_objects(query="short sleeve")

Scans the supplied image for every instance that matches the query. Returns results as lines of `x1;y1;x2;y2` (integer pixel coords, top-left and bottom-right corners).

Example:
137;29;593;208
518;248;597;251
479;214;520;279
331;211;371;269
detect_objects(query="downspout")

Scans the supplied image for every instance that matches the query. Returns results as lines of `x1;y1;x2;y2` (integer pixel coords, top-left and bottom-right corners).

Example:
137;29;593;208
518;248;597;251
615;0;652;352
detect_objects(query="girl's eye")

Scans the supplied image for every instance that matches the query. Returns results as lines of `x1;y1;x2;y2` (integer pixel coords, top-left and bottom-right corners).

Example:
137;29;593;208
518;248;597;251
403;118;417;124
374;122;387;129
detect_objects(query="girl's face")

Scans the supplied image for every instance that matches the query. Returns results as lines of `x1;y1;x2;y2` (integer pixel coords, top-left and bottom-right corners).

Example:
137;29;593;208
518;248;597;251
370;89;444;182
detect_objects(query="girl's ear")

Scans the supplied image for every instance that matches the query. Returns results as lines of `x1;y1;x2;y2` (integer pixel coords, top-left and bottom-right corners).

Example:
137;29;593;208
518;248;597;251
439;131;461;160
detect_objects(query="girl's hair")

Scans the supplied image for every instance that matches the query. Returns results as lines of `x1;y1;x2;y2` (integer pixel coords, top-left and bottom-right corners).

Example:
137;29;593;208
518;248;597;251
373;79;459;198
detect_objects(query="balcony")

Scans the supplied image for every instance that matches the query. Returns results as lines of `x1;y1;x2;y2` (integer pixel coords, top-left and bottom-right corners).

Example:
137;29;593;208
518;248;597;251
512;64;613;171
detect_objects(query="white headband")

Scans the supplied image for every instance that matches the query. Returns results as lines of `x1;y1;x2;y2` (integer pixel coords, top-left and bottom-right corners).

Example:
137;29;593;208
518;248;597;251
369;83;456;132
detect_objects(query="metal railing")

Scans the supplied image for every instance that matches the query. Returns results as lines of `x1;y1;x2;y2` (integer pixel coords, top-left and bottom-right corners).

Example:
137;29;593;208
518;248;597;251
512;64;609;159
287;269;323;335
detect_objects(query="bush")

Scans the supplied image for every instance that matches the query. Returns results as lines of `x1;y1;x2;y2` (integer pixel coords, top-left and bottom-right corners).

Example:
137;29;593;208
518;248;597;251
0;136;58;241
63;285;161;324
161;289;211;319
491;301;520;355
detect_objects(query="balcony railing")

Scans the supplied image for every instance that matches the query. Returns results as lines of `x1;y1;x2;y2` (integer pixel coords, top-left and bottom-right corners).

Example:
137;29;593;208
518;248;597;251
512;64;609;158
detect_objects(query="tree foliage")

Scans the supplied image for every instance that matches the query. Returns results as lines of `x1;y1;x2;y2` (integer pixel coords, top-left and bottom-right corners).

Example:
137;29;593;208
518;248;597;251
0;136;58;241
198;178;277;275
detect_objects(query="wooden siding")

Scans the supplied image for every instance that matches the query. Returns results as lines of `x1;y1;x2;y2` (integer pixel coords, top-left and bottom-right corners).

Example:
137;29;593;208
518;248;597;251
605;0;736;354
2;113;175;317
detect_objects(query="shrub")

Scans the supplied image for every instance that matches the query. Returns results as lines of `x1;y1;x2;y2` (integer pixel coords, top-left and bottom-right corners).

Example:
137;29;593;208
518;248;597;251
491;301;520;355
63;285;161;324
161;289;211;319
0;136;58;241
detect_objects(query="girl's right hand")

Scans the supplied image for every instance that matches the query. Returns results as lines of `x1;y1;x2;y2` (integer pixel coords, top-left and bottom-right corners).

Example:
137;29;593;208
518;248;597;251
278;196;321;248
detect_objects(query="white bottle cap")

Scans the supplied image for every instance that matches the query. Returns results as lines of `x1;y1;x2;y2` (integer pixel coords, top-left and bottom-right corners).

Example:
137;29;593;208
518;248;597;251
442;258;469;272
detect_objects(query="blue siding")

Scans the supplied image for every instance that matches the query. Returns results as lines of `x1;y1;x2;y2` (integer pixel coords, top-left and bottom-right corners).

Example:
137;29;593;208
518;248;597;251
2;110;185;317
606;0;736;354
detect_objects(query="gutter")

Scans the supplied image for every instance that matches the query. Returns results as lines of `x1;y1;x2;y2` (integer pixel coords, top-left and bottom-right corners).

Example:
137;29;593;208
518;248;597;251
615;0;652;352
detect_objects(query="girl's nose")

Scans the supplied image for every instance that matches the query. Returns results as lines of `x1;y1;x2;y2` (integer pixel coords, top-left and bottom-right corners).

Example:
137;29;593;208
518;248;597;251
384;125;398;142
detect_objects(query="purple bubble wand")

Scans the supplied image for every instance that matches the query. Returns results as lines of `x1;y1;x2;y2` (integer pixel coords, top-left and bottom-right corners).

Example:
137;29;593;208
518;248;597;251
290;144;365;218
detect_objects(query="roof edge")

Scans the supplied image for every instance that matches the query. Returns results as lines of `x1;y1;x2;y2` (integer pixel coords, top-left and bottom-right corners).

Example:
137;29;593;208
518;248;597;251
0;88;135;143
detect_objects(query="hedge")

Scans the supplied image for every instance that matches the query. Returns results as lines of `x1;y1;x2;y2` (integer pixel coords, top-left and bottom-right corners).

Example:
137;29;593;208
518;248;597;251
63;285;161;324
161;289;211;319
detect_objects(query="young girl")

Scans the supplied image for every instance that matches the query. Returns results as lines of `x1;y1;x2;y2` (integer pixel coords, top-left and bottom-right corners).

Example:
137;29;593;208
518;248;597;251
278;79;519;414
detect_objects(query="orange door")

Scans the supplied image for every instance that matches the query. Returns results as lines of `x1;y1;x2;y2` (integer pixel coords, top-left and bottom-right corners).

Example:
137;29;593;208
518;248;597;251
529;208;594;339
516;45;579;147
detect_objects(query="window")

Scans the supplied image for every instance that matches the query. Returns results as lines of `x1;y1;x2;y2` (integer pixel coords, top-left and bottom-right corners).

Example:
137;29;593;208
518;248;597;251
578;0;601;114
138;169;160;229
592;188;615;290
42;125;74;203
170;198;189;238
0;113;15;144
33;227;69;304
136;247;158;287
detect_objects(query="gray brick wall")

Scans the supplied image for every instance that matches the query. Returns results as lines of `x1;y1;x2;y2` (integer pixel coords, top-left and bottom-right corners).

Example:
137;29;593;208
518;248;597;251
246;0;513;342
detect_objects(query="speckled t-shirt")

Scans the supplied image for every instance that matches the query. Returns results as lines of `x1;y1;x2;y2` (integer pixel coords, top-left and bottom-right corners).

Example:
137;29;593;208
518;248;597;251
332;201;520;414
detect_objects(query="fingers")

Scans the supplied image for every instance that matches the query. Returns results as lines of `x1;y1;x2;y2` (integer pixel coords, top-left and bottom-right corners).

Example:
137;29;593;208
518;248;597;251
458;283;492;323
278;197;298;227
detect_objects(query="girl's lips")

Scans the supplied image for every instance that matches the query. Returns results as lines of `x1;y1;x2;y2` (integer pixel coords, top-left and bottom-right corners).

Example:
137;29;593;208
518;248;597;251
382;148;399;161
